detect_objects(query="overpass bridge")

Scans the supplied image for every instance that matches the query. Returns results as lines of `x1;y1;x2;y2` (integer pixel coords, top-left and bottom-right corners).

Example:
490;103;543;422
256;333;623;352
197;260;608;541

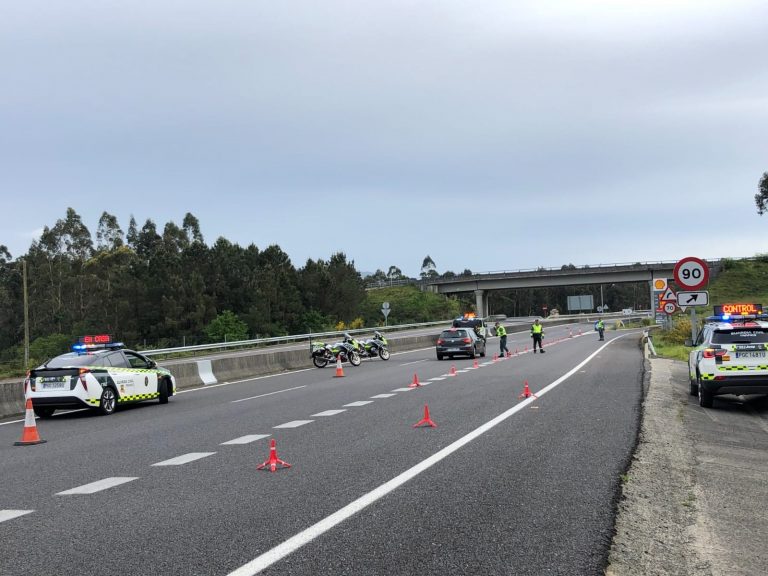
424;259;724;317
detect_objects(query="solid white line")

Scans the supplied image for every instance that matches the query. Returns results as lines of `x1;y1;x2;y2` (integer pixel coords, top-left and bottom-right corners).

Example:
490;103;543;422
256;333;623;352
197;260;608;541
343;401;373;407
311;410;347;417
221;435;271;445
0;510;33;523
232;385;307;403
152;452;216;466
370;394;396;399
399;359;427;366
391;387;414;392
430;377;446;381
226;336;623;576
274;420;314;429
57;477;139;495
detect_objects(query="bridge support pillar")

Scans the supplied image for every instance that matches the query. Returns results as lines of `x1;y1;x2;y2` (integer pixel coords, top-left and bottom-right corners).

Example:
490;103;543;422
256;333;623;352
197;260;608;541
474;290;487;318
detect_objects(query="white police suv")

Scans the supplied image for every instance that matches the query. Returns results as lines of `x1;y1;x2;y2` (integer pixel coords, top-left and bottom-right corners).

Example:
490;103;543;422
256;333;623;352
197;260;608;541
687;304;768;408
25;336;176;417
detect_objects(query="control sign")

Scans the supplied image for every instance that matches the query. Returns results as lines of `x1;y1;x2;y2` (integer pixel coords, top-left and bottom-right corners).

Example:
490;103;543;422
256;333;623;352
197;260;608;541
714;303;762;316
673;257;709;290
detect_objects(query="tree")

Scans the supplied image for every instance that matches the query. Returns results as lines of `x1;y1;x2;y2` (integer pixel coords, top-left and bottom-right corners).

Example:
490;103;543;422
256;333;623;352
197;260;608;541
204;310;248;343
387;266;403;280
420;255;437;279
755;172;768;215
96;212;124;251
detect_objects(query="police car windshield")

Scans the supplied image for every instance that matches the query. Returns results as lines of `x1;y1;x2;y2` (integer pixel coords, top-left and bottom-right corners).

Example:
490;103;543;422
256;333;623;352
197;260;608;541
45;353;102;368
712;328;768;344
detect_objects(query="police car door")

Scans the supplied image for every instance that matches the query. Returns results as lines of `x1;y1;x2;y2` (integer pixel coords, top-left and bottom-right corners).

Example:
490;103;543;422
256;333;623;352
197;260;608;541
124;351;158;398
104;351;135;398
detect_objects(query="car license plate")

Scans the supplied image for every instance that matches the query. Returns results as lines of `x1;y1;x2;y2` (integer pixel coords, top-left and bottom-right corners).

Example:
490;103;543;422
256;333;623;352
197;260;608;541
735;351;766;359
40;381;66;390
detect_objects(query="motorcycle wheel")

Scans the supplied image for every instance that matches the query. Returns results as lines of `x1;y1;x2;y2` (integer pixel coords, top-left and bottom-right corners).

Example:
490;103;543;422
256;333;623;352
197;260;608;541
349;351;362;366
378;348;390;361
313;356;329;368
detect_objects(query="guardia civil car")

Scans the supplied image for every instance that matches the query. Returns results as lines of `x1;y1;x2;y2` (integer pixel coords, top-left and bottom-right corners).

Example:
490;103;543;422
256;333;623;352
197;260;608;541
687;307;768;408
25;337;176;417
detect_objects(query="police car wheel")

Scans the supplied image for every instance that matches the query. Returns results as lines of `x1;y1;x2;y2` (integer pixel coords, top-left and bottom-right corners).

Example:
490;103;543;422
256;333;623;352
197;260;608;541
159;379;169;404
98;387;118;416
697;377;713;408
33;406;55;419
689;374;699;396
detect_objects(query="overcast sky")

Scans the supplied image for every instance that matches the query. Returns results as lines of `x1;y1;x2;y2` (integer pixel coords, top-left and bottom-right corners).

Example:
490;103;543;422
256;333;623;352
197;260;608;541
2;1;767;277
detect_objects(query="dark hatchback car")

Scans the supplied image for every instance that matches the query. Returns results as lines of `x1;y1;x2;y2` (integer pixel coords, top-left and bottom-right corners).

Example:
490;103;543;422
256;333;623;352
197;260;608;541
436;328;486;360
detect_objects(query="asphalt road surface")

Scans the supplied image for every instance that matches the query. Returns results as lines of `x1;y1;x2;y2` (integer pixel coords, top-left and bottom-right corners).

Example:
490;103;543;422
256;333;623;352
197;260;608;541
1;323;645;575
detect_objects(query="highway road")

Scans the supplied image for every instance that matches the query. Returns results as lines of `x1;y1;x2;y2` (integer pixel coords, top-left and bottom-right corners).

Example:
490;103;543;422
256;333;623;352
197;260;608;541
1;323;645;575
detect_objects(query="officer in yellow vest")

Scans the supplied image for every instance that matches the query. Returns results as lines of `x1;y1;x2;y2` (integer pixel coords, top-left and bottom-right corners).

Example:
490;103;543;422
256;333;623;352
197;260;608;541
531;319;545;353
495;321;509;357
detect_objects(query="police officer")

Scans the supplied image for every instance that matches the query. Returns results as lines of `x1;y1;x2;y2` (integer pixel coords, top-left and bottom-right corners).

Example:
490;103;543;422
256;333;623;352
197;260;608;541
495;321;509;357
596;319;605;341
531;319;545;353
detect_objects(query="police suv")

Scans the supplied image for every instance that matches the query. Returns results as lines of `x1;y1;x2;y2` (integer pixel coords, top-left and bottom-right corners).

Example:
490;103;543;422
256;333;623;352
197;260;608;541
687;304;768;408
25;336;176;417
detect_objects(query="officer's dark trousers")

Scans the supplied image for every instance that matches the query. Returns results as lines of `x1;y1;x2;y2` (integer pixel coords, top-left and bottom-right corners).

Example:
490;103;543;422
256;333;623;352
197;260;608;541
499;335;508;355
532;335;543;351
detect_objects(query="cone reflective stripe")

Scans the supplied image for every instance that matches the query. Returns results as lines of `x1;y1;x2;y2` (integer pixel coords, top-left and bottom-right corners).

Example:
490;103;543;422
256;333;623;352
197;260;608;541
409;373;421;388
333;356;345;378
14;399;46;446
256;439;291;472
413;404;437;428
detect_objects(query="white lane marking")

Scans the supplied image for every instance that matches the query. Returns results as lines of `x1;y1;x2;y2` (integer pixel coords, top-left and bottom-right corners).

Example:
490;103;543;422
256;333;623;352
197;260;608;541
57;477;139;495
370;394;396;399
226;336;624;576
311;410;347;417
400;359;427;366
152;453;216;466
274;420;314;429
430;377;446;381
221;435;271;445
0;510;33;523
232;385;307;403
343;401;373;407
391;387;414;392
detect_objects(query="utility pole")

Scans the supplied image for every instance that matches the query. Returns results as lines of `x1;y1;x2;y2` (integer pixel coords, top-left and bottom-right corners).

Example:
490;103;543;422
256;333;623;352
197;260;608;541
23;258;29;368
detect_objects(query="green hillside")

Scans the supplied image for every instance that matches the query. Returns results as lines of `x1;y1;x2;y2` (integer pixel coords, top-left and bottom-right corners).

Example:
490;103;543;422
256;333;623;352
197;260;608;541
653;257;768;360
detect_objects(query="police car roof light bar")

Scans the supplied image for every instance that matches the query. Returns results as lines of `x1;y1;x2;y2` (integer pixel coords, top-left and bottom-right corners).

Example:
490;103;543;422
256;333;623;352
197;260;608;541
72;341;125;353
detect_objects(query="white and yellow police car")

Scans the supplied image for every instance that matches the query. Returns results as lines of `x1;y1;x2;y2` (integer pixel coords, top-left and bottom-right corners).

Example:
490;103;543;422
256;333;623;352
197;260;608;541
687;304;768;408
25;336;176;417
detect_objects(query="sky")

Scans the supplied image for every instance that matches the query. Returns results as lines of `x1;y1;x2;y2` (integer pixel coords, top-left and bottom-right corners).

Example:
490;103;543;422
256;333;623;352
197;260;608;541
2;0;767;277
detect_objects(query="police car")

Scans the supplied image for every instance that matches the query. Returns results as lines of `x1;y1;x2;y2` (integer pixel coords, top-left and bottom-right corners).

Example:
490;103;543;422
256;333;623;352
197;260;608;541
687;304;768;408
25;335;176;417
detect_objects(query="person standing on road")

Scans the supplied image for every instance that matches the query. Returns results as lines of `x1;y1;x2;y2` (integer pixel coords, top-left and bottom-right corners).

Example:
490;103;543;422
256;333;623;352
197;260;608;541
495;321;509;357
531;319;545;353
596;319;605;341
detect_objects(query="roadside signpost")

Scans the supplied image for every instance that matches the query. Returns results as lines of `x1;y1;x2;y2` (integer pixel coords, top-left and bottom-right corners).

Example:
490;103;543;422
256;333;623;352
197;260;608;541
672;257;710;341
381;301;390;326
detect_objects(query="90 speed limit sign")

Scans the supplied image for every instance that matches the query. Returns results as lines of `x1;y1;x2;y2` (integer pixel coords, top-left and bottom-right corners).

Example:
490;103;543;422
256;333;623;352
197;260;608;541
673;256;709;290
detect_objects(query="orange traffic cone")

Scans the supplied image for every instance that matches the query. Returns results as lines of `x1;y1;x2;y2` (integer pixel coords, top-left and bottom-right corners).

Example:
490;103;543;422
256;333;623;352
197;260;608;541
493;353;498;362
413;404;437;428
409;373;421;388
472;358;479;368
518;380;538;400
256;438;291;472
449;365;457;376
333;356;345;378
14;399;46;446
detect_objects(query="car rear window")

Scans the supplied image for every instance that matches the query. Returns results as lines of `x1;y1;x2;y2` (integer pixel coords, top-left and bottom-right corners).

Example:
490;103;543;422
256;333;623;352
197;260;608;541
442;330;468;338
45;353;104;368
712;329;768;344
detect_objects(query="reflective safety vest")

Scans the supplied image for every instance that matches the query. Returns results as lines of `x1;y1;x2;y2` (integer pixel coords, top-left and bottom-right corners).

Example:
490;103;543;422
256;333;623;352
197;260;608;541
531;323;543;335
496;325;507;337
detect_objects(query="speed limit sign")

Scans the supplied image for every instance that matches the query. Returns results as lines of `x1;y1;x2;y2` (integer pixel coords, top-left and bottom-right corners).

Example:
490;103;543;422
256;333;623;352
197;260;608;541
673;256;709;290
663;301;677;314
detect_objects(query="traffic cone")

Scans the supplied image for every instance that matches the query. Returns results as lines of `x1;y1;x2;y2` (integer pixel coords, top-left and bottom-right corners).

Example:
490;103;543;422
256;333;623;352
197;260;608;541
506;351;512;358
518;380;538;400
409;373;421;388
14;399;46;446
256;438;291;472
333;356;345;378
524;345;528;352
493;353;498;362
472;358;479;368
449;365;457;376
413;404;437;428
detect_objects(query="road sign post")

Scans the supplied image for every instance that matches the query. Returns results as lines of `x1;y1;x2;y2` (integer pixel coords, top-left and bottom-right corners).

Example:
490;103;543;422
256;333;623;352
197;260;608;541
381;302;390;326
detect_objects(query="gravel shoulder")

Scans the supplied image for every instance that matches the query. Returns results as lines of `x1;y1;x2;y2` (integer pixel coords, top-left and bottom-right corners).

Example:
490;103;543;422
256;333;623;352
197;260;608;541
606;353;768;576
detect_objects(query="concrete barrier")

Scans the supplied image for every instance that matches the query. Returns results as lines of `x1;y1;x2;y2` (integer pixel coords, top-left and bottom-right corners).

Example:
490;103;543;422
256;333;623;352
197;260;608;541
0;380;26;420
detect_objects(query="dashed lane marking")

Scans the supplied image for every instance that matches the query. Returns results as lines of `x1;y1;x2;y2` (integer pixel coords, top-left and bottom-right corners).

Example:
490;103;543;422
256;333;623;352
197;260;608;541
57;477;139;495
232;385;307;403
343;401;374;407
0;510;33;523
152;453;216;466
311;410;346;417
400;359;427;366
370;394;396;399
391;387;414;392
274;420;314;429
221;435;271;445
429;378;446;381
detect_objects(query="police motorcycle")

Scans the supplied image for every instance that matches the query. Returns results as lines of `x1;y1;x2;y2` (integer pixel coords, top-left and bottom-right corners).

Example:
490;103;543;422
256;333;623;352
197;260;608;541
311;333;362;368
358;331;390;360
